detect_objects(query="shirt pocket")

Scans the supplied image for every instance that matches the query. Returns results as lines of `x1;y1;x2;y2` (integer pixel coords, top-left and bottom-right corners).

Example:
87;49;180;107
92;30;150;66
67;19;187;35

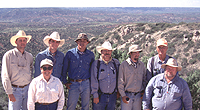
70;58;78;68
154;86;163;98
98;71;107;81
83;59;91;69
10;61;19;74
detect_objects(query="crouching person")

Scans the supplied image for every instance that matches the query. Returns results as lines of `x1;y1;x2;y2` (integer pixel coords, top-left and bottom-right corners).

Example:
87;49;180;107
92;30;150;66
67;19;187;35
27;58;65;110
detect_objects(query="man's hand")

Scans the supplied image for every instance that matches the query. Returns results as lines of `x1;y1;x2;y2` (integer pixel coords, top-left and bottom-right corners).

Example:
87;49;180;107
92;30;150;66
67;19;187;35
8;94;16;102
140;92;144;99
65;82;72;89
93;97;99;104
117;91;120;99
122;96;129;104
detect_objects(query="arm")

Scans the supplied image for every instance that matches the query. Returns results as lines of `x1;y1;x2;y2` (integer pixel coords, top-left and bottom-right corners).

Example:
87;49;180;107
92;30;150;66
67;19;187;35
90;61;99;100
142;78;154;110
182;81;192;110
34;54;42;78
62;52;70;85
118;63;126;97
146;57;153;82
57;80;65;110
29;54;34;78
27;79;36;110
1;52;13;95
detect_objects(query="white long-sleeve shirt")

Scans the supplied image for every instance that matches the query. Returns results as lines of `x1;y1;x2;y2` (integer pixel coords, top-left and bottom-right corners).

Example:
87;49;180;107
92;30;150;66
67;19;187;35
27;74;65;110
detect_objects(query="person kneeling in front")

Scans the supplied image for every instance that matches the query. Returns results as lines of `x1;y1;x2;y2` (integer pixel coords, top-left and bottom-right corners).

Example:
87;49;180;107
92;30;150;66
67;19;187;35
27;58;65;110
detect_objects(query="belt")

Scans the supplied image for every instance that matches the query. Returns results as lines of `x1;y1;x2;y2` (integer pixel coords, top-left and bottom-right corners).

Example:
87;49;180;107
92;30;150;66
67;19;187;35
102;92;115;95
70;79;88;82
125;91;140;95
36;100;58;105
12;84;28;88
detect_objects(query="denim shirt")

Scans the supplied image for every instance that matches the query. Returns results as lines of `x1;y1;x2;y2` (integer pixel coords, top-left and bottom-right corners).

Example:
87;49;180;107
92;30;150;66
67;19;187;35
91;58;120;98
142;73;192;110
34;48;64;81
62;47;95;84
146;54;174;81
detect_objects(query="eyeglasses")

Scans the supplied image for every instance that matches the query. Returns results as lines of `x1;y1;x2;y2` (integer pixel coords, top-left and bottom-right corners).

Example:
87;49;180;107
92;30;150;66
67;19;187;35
42;66;53;71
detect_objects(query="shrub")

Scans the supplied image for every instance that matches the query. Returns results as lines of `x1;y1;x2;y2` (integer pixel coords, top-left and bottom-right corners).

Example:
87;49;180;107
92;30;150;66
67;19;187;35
189;59;196;64
184;53;189;57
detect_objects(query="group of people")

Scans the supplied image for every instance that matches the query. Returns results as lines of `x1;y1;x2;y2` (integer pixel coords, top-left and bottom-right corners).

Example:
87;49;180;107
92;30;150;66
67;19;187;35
1;30;192;110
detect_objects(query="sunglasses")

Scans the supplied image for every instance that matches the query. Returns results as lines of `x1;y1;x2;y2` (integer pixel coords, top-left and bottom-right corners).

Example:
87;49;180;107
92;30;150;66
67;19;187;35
42;66;53;71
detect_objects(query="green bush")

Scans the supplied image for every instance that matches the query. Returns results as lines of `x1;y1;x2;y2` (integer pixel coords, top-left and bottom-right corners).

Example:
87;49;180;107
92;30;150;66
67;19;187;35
189;59;196;64
184;53;189;57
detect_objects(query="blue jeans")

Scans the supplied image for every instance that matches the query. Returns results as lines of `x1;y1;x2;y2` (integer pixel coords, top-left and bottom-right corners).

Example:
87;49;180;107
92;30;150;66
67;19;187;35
121;92;142;110
93;92;117;110
67;79;90;110
8;85;29;110
35;101;58;110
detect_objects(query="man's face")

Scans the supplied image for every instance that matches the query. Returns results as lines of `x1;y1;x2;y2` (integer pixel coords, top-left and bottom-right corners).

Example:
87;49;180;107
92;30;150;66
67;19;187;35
49;39;60;51
76;39;89;51
156;45;168;55
101;49;112;61
165;66;177;80
129;51;140;62
40;64;53;81
15;37;27;49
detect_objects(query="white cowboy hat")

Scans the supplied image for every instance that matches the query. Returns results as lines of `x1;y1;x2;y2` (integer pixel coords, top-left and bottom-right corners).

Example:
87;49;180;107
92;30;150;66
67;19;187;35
10;30;32;46
127;44;142;55
96;41;115;53
43;32;65;48
161;58;182;71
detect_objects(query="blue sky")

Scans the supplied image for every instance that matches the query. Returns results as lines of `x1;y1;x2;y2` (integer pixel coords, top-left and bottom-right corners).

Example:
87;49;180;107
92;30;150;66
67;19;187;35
0;0;200;8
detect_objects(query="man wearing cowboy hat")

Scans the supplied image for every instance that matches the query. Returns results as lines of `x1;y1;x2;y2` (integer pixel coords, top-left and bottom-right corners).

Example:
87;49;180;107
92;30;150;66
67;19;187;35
146;38;175;81
142;58;192;110
91;41;120;110
118;44;147;110
34;32;65;81
1;30;33;110
62;33;95;110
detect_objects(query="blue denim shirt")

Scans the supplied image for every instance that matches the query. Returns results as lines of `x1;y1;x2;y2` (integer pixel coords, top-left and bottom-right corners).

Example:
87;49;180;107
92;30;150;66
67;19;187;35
34;48;64;81
142;73;192;110
62;47;95;84
91;58;120;98
146;54;174;81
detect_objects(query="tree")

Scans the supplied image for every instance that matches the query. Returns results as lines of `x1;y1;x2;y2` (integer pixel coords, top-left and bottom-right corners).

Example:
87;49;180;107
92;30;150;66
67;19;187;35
183;69;200;109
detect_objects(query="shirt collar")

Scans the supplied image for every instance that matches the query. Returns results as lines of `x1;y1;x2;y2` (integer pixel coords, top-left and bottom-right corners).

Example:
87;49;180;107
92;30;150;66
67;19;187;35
126;58;139;66
100;56;112;64
39;74;55;83
75;46;89;54
156;54;170;64
14;48;26;57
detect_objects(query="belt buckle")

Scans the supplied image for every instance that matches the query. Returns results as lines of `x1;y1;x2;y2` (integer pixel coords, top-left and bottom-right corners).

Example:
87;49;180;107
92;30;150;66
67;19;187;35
77;79;82;82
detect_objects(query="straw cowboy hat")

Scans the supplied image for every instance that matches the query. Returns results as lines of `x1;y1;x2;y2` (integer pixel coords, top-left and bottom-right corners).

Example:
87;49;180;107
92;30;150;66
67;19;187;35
161;58;182;71
43;32;65;48
127;44;142;55
10;30;32;46
96;41;115;53
74;33;90;43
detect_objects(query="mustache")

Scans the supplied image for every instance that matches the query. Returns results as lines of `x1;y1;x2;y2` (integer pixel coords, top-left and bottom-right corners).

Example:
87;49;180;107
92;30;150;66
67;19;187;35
104;53;111;55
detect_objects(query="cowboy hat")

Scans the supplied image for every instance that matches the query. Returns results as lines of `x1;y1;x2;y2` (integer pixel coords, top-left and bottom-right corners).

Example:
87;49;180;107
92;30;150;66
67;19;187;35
43;32;65;48
96;41;114;54
74;33;90;43
10;30;32;46
127;44;142;55
161;58;182;71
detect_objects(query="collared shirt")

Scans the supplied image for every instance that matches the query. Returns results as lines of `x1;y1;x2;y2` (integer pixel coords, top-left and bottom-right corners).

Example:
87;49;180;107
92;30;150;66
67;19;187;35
62;47;95;84
34;48;64;81
118;58;147;97
146;54;173;81
28;74;65;110
91;58;120;98
1;48;33;94
142;73;192;110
